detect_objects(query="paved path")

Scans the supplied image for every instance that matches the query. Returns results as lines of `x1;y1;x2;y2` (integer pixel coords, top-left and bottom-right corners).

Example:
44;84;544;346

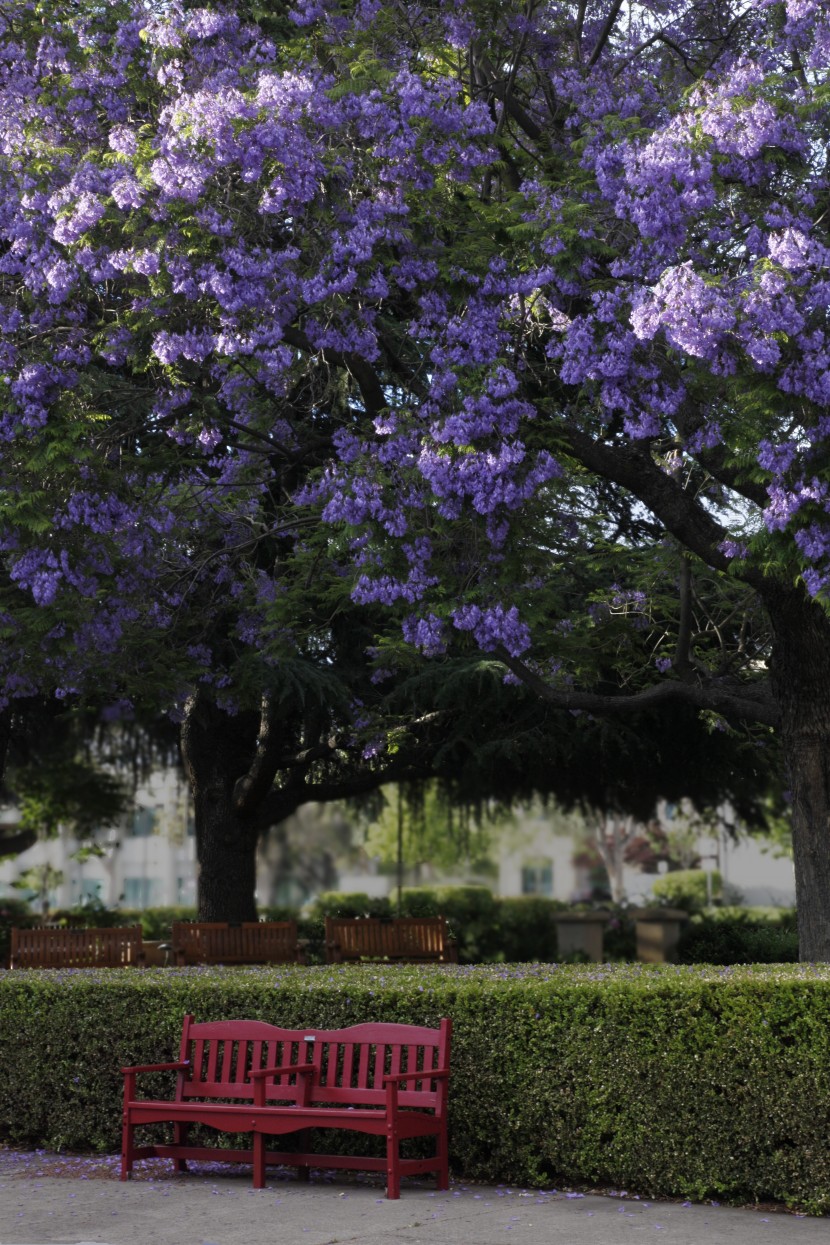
1;1152;827;1245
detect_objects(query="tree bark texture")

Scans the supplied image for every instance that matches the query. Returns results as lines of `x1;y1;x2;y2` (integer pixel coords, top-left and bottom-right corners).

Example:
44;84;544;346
767;590;830;962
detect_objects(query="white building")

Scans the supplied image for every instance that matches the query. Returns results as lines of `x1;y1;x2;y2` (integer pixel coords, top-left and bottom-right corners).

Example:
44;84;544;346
0;774;797;914
0;769;196;912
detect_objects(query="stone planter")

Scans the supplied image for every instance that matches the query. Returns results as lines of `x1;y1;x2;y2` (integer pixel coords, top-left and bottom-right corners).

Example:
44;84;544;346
552;911;612;962
631;908;689;963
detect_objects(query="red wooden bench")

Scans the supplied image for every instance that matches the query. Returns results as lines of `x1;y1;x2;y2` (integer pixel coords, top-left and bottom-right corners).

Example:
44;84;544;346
120;1013;451;1198
170;921;306;966
324;916;458;964
9;925;144;968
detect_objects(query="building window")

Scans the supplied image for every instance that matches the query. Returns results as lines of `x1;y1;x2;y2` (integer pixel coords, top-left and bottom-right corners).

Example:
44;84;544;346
123;877;161;907
176;875;195;904
521;860;553;897
130;808;157;838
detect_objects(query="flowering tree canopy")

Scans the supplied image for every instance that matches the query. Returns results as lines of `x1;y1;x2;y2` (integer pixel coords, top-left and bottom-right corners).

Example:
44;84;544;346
0;0;827;943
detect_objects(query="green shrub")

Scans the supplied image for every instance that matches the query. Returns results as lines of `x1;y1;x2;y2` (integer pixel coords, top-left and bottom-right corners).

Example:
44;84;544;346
306;891;392;919
650;868;722;913
400;885;499;961
495;897;561;962
677;916;800;964
124;906;198;940
2;963;830;1213
49;897;133;930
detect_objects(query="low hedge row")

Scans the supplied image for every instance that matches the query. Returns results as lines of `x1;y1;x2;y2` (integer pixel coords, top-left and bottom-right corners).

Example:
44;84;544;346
1;963;829;1213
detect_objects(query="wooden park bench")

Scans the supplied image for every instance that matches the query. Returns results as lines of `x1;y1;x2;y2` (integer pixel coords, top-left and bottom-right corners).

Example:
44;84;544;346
120;1013;452;1198
170;920;306;966
9;925;144;968
324;915;458;964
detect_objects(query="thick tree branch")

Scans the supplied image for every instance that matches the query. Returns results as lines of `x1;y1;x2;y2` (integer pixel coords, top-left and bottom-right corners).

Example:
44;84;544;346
496;648;779;727
587;0;624;68
559;423;768;585
233;694;288;815
282;326;386;418
470;45;544;141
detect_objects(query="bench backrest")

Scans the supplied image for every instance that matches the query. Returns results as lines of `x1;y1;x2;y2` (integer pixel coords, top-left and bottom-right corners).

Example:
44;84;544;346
170;921;304;965
9;925;144;968
174;1014;451;1112
325;916;457;963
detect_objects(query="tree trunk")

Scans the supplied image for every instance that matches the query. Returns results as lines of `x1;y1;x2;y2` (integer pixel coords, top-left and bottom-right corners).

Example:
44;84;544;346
180;695;263;922
590;811;633;904
768;590;830;961
192;784;260;922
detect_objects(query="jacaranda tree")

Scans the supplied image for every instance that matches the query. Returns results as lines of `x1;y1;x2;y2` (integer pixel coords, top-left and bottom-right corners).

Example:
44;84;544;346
0;0;826;946
0;0;492;918
0;0;587;918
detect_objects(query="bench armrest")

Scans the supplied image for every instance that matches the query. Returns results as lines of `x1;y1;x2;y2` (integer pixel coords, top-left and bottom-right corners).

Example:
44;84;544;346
252;1061;316;1107
121;1060;190;1076
382;1066;451;1085
250;1061;316;1081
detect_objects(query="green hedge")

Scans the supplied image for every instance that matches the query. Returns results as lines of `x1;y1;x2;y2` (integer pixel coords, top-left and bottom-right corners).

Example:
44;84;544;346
1;963;830;1213
677;910;799;965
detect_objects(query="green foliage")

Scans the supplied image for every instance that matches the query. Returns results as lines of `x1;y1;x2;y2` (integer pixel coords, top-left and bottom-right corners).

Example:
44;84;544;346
48;897;136;930
118;906;197;940
2;964;830;1212
493;897;561;962
361;782;501;874
400;885;499;960
677;911;799;965
306;891;393;919
650;869;722;913
6;732;131;843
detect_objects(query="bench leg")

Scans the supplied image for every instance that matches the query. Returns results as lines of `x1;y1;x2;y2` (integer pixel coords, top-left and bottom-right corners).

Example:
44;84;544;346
172;1122;189;1173
385;1126;401;1200
293;1129;311;1181
253;1131;265;1189
120;1114;133;1181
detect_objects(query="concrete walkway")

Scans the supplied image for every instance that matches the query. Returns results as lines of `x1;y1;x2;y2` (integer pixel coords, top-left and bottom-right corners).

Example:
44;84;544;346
0;1152;827;1245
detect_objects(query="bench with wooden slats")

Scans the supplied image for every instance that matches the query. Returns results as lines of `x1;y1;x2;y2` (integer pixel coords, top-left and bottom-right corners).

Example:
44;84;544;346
120;1012;452;1198
324;915;458;964
9;925;144;968
170;920;306;966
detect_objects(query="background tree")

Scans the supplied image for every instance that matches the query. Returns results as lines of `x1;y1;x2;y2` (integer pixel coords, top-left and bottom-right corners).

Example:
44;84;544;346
288;0;829;956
